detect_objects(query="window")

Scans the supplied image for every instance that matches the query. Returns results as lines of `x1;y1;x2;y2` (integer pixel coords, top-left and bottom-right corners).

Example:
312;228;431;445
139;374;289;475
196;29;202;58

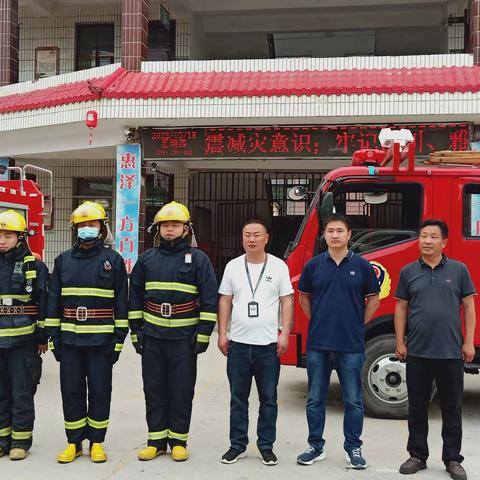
148;20;175;61
332;182;422;254
463;184;480;238
73;178;114;220
269;30;375;58
76;24;114;71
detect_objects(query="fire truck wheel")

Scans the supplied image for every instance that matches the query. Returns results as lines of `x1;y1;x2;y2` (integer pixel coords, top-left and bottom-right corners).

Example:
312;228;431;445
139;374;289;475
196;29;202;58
363;334;409;419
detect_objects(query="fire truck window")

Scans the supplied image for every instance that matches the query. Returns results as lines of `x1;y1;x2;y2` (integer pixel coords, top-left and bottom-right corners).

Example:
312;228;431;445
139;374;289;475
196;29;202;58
333;183;421;254
463;184;480;238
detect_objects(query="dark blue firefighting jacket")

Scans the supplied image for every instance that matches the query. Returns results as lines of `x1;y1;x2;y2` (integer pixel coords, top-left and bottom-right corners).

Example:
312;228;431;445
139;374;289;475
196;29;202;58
45;240;128;350
0;246;49;348
129;239;218;344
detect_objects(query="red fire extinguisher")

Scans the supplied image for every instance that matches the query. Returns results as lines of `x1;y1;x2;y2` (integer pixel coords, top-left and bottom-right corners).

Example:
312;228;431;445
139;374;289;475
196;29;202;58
86;110;98;145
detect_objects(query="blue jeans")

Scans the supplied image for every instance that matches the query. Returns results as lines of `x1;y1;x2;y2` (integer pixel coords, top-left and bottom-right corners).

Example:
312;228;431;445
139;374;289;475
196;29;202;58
227;341;280;452
306;349;364;452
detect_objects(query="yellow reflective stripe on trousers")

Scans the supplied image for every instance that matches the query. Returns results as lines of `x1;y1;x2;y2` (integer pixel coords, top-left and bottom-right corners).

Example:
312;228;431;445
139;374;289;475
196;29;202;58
0;294;31;303
0;324;36;337
65;418;87;430
199;311;217;322
197;333;210;343
143;312;199;328
45;318;61;327
114;319;129;328
0;426;12;436
37;320;45;328
11;430;32;440
167;430;188;441
131;333;138;342
48;340;55;350
145;282;198;295
148;429;168;440
61;287;114;298
25;270;37;279
61;323;114;334
128;310;143;320
87;417;109;429
114;343;123;352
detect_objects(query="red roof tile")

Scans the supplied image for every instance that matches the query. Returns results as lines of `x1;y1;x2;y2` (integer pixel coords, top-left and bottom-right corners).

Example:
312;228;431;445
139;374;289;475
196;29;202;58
1;65;480;114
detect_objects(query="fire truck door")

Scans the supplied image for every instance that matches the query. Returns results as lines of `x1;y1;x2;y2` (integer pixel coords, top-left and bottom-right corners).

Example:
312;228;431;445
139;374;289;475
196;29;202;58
450;178;480;345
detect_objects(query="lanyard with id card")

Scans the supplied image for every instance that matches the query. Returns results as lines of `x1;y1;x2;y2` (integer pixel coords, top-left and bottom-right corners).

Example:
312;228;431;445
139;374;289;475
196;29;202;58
245;254;268;318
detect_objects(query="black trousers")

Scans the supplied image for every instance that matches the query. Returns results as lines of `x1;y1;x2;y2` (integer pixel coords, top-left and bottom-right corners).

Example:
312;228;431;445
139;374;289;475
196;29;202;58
0;342;42;451
60;345;112;444
406;355;464;464
142;335;197;448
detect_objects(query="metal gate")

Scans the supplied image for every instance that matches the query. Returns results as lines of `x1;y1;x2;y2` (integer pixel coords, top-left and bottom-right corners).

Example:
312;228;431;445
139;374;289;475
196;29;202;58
189;171;324;276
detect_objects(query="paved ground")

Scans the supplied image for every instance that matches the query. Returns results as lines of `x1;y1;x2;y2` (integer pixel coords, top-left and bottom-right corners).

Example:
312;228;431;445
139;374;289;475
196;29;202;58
2;338;480;480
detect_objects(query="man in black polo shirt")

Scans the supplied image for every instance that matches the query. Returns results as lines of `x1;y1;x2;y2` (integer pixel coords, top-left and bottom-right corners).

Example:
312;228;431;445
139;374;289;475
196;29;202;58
395;219;476;480
296;213;380;469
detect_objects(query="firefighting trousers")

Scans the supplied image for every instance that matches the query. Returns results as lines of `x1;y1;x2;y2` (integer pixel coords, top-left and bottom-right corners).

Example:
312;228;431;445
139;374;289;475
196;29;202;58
0;342;42;451
142;335;197;448
59;344;112;444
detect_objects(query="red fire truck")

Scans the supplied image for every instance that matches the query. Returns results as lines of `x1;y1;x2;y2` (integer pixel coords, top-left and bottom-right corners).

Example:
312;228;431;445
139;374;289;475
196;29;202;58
282;129;480;419
0;164;52;259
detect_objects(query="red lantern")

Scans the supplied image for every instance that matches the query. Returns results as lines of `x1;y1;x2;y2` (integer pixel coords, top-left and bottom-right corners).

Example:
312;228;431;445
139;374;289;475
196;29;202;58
86;110;98;129
86;110;98;145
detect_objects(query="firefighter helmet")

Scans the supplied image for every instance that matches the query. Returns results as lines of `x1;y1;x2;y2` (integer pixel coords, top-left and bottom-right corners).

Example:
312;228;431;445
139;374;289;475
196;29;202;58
153;201;190;225
70;201;108;225
0;210;27;233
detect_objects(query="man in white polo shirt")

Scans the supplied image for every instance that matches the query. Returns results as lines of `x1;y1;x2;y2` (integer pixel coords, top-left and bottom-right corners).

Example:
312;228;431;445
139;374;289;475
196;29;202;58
218;219;294;466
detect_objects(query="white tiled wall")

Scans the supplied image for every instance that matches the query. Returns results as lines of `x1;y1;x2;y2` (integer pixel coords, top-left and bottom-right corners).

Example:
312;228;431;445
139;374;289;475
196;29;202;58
18;1;190;83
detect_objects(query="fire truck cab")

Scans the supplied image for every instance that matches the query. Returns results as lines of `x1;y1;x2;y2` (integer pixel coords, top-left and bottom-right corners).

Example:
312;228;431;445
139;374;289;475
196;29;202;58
283;129;480;419
0;164;52;259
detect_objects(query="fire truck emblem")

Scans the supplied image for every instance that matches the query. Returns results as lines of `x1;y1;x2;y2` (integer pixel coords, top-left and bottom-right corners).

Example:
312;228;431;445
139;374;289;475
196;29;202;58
370;261;391;300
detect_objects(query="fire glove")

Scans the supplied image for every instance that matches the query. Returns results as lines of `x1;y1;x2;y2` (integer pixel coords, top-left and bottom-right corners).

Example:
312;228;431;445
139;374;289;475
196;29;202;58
109;341;122;365
193;333;210;355
131;330;144;355
49;337;62;362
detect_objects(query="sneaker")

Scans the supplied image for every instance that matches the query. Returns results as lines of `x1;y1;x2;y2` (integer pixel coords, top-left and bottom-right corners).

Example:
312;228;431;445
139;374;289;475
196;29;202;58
221;447;246;464
399;456;427;474
445;461;467;480
345;447;367;469
259;449;278;466
297;445;326;465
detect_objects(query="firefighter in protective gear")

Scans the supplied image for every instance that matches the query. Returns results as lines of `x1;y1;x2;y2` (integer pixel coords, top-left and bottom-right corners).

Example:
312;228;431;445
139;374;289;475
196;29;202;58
0;210;49;461
45;201;128;464
129;201;218;462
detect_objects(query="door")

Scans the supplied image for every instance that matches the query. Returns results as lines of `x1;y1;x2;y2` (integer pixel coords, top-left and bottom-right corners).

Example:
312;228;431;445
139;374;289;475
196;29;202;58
450;179;480;345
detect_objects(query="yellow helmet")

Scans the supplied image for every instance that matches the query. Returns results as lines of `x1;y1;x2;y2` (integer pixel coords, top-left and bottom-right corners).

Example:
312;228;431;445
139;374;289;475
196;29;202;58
153;201;190;225
0;210;27;233
70;201;108;225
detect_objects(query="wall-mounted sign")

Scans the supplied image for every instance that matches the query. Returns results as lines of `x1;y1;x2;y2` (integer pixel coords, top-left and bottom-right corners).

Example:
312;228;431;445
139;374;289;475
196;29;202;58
141;124;471;159
115;144;141;274
35;47;59;79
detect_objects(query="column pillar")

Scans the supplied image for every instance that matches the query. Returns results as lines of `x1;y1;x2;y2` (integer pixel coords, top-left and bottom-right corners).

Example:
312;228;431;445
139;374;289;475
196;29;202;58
121;0;148;71
470;0;480;65
0;0;19;85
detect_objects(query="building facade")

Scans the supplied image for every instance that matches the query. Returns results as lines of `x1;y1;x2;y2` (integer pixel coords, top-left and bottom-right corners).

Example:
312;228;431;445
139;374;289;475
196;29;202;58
1;0;480;272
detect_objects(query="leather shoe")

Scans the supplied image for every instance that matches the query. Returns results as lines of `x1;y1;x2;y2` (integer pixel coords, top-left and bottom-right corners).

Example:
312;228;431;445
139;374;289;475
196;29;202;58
399;456;427;474
446;461;467;480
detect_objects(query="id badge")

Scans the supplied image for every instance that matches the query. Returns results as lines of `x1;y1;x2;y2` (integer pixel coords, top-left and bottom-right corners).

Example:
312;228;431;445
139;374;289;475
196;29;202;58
248;301;259;318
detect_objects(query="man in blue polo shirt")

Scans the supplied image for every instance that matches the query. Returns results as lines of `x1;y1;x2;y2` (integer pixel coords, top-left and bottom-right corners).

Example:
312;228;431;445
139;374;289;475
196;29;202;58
296;213;380;469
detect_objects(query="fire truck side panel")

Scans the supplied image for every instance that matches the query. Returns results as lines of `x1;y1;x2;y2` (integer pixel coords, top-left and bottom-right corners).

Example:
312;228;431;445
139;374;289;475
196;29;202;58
0;180;45;259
